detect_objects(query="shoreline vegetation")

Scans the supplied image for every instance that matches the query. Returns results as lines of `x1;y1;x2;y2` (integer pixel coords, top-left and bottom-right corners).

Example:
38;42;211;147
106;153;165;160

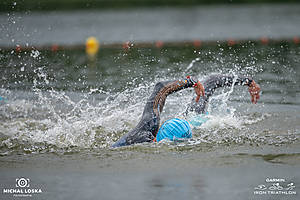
1;0;299;12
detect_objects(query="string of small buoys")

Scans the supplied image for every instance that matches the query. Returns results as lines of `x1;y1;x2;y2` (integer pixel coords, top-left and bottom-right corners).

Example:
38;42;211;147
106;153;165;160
8;36;300;53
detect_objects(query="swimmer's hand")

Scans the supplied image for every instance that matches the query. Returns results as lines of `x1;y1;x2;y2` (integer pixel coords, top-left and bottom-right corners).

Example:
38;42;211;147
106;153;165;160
248;80;260;104
194;80;205;102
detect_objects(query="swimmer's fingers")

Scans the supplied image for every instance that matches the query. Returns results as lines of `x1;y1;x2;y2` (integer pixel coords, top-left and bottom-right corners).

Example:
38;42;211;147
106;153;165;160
252;96;255;104
251;94;257;104
256;93;260;101
194;81;205;96
195;95;200;103
199;82;205;96
249;80;260;104
251;93;259;104
194;81;205;102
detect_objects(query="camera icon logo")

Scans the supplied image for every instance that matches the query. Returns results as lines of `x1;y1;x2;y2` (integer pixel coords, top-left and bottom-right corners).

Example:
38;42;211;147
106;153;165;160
16;178;30;188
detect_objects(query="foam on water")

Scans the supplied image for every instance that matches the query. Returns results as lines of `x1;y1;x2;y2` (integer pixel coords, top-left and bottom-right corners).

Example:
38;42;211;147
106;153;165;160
0;67;157;154
0;70;290;156
0;47;299;155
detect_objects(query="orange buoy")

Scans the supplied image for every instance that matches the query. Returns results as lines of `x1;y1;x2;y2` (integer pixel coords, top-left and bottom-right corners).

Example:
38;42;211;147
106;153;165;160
16;45;21;52
260;37;269;45
193;40;202;48
51;44;59;52
123;41;131;50
155;41;164;48
86;37;99;57
293;36;300;44
227;39;236;46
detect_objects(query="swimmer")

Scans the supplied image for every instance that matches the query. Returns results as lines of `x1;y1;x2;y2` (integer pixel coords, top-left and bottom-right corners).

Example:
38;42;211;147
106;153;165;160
112;74;260;147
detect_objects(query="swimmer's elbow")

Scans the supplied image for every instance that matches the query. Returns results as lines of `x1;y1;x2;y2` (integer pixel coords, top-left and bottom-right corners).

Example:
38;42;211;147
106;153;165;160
154;81;166;90
111;135;128;148
110;130;154;148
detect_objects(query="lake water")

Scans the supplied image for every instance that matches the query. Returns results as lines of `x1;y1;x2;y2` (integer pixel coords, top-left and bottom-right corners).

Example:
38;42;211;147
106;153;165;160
0;4;300;200
0;4;300;47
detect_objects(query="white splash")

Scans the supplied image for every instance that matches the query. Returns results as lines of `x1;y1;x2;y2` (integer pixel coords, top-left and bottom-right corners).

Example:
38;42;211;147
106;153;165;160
30;50;40;59
185;57;201;72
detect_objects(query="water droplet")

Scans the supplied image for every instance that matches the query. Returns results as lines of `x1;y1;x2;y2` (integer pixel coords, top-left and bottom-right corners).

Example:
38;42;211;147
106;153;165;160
30;50;40;58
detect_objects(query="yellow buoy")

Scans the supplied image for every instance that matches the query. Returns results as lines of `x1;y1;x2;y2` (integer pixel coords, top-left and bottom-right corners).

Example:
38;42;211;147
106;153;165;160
86;37;99;57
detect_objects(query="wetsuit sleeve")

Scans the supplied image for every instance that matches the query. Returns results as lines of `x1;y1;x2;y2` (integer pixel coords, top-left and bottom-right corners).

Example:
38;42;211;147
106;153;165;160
188;74;253;114
111;77;197;147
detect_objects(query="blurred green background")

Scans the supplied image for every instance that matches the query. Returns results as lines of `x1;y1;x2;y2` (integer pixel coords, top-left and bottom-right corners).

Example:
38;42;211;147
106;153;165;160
1;0;299;12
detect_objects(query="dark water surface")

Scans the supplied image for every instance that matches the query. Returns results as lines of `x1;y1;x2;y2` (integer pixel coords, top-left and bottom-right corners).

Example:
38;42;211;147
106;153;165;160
1;4;300;47
0;42;299;199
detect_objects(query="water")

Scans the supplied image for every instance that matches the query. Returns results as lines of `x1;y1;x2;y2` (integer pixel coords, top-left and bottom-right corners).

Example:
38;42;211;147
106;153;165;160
1;4;300;47
0;42;299;199
1;43;299;152
1;5;300;200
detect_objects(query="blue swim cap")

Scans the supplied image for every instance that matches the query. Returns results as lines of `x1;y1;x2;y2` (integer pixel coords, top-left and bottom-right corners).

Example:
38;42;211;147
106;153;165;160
156;118;192;142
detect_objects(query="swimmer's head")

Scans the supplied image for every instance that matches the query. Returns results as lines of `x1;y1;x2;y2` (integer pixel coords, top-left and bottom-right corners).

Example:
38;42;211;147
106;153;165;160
156;118;192;142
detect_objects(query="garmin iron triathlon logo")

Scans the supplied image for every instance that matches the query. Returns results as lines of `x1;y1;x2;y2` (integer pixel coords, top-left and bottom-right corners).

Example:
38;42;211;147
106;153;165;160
254;178;297;195
2;177;43;197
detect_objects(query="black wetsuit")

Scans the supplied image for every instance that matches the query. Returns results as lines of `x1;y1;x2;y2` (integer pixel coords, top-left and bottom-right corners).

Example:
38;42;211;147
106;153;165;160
111;74;253;148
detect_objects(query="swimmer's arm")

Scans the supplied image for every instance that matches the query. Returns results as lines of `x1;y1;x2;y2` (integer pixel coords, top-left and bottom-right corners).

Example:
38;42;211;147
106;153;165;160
168;77;205;102
204;74;252;95
187;74;260;114
144;77;204;132
220;74;260;103
111;77;204;148
151;76;204;113
204;74;260;103
111;127;154;148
